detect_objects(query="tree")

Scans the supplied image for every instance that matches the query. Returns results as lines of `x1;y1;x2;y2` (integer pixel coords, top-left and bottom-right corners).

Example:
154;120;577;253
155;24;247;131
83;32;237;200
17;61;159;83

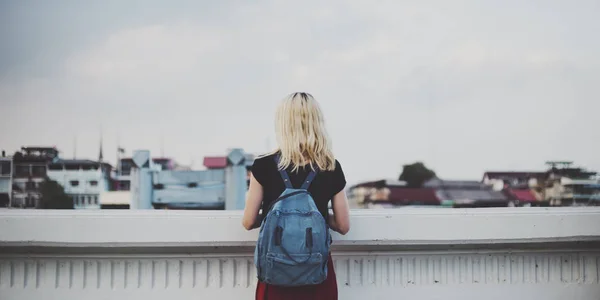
399;162;437;188
38;178;73;209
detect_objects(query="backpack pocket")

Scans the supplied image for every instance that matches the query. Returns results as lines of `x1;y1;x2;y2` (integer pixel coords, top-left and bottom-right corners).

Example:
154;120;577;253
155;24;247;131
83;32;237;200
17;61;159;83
264;252;327;286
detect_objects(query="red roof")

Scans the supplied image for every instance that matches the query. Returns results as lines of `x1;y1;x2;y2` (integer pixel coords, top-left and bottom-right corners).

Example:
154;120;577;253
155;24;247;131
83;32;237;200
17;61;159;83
203;156;227;169
506;189;537;202
387;187;440;206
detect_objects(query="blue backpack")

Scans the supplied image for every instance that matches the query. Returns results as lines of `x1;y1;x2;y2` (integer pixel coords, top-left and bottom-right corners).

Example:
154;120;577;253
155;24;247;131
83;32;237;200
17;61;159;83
254;156;331;287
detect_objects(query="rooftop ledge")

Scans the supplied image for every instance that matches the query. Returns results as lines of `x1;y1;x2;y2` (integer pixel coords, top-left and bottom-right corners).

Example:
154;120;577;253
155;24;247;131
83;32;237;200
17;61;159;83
1;207;599;253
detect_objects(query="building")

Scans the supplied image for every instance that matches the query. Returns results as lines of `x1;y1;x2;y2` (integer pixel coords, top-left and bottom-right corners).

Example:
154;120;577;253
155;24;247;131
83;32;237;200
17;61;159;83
424;179;509;207
545;177;600;206
543;162;600;206
347;179;403;208
348;179;442;208
502;188;541;207
205;152;255;188
482;172;547;206
98;190;131;209
482;171;546;191
46;159;112;209
127;149;251;210
10;147;59;208
113;157;178;191
0;151;12;207
350;178;508;208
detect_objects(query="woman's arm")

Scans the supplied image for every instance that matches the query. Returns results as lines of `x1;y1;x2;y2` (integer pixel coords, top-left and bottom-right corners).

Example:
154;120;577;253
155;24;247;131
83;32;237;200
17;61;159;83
242;174;264;230
328;189;350;235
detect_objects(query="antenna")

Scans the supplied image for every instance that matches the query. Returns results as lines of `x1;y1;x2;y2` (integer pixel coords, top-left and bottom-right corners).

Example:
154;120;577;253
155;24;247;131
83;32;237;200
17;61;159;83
160;136;165;157
99;129;104;162
73;135;77;159
116;133;123;177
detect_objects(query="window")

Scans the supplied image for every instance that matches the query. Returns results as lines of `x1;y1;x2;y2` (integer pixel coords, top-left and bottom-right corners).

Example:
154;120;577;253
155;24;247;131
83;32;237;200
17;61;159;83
0;161;10;175
14;165;30;177
25;181;35;190
47;164;64;171
119;181;130;191
93;195;98;205
31;166;46;177
65;164;79;171
120;161;133;176
89;180;98;187
70;180;79;187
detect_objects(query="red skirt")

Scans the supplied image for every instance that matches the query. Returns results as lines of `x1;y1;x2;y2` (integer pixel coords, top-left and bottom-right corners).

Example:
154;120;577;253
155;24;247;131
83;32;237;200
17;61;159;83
255;253;337;300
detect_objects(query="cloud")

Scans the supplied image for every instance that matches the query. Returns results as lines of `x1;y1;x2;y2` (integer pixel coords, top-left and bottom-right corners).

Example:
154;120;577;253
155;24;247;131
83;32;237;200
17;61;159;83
1;0;599;185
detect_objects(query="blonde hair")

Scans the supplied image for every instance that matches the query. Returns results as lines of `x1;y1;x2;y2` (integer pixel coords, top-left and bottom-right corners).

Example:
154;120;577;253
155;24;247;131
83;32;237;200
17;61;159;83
272;92;336;172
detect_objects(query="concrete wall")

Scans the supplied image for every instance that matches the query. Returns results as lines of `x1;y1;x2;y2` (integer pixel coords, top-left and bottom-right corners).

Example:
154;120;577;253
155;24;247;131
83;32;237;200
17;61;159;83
0;208;599;300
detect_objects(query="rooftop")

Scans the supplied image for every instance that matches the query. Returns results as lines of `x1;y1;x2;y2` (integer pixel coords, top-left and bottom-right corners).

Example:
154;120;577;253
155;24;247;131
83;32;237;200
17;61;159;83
483;171;547;180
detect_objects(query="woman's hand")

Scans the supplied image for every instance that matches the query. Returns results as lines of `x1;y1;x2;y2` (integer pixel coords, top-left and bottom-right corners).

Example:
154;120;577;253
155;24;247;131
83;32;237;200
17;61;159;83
329;190;350;235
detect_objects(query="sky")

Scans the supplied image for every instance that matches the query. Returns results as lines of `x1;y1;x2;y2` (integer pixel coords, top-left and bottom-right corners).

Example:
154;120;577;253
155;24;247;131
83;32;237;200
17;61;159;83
1;0;599;186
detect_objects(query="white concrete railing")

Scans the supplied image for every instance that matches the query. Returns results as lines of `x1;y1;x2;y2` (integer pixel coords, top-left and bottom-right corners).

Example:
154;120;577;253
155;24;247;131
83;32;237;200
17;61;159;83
0;208;599;300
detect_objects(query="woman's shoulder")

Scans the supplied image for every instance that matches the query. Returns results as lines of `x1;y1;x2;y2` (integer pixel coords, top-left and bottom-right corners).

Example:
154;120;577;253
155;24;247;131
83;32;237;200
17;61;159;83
254;151;277;163
252;152;278;170
331;158;344;174
319;158;343;174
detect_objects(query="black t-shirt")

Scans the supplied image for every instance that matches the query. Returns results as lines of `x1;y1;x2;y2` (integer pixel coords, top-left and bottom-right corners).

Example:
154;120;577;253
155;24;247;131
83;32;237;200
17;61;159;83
251;152;347;220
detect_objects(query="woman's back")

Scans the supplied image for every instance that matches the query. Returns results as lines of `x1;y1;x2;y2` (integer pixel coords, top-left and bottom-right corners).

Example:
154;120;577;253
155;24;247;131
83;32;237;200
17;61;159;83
251;152;346;220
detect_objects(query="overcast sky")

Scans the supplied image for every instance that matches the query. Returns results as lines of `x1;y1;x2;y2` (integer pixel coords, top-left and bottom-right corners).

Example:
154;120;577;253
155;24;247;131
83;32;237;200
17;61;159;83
1;0;599;185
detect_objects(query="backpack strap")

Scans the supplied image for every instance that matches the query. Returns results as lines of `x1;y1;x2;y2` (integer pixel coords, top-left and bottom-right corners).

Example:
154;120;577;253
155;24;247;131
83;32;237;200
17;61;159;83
274;155;293;189
300;169;318;190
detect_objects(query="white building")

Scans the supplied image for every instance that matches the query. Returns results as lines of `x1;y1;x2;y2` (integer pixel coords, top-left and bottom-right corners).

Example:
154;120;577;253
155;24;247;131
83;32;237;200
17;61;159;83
98;190;131;209
46;160;112;209
545;176;600;206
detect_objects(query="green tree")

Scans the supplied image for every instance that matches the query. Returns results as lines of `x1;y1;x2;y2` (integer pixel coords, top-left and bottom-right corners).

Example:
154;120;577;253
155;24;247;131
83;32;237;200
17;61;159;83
38;178;73;209
399;162;437;188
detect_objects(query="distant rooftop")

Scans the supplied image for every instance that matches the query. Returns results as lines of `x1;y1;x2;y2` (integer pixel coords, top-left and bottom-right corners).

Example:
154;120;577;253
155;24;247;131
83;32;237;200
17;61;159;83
548;167;597;179
483;171;546;180
51;159;112;168
203;156;228;169
504;188;538;202
13;146;60;163
204;153;255;169
386;187;439;205
349;179;407;189
424;178;486;189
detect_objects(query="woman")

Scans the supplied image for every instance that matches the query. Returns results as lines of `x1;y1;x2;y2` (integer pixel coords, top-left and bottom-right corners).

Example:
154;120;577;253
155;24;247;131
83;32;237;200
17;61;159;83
242;92;350;300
